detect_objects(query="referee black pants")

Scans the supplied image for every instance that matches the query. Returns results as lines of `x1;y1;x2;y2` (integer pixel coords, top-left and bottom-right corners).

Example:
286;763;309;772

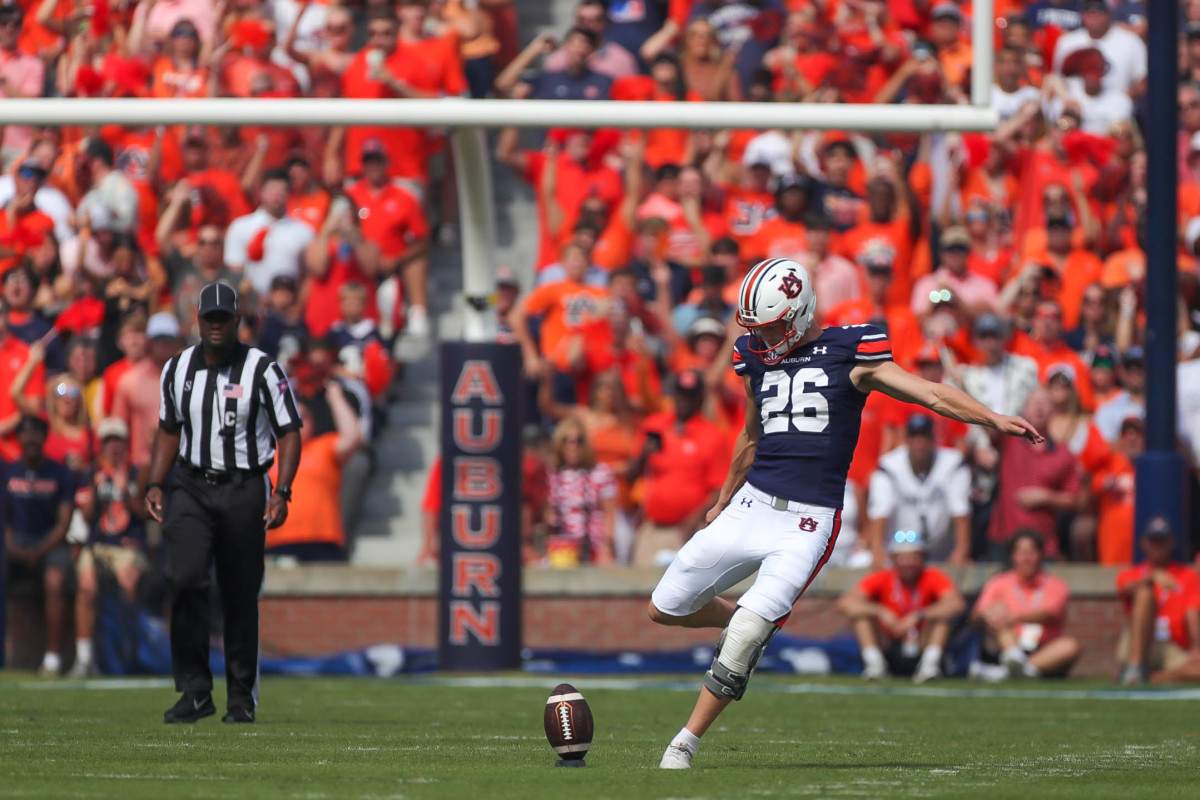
163;468;270;709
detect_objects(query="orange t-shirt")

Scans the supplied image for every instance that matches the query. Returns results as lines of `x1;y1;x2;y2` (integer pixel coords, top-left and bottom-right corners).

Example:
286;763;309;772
1027;248;1103;330
1010;333;1097;411
345;180;429;261
151;58;209;99
1092;450;1135;566
289;189;331;232
0;335;44;461
0;208;55;273
837;216;918;310
856;566;957;631
722;185;777;253
186;166;252;222
1116;564;1200;650
591;212;634;271
636;410;731;526
267;434;345;549
341;50;426;181
745;216;808;263
522;280;610;360
959;168;1018;214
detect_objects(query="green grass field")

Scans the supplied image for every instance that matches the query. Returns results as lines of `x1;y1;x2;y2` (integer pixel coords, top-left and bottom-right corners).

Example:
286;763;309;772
2;674;1199;799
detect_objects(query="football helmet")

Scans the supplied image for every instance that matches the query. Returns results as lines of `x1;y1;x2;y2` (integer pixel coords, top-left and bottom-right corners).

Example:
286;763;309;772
736;258;816;364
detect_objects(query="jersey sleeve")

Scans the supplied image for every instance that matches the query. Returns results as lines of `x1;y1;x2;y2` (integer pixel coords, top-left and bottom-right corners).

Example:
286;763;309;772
260;361;303;436
732;334;751;376
849;325;892;363
158;356;182;434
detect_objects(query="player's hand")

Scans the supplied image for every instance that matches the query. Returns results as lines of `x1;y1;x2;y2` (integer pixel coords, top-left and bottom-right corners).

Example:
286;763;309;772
265;494;289;529
704;499;728;524
992;414;1044;444
145;486;165;522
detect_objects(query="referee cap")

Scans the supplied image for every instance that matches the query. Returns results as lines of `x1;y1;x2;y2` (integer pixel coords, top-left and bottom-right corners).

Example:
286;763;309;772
199;282;238;317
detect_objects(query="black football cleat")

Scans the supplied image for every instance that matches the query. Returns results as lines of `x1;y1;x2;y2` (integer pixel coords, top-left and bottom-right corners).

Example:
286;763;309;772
222;708;255;724
164;691;215;723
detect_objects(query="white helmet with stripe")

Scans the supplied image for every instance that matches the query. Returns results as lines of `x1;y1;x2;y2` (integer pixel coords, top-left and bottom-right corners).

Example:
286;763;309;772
736;258;816;364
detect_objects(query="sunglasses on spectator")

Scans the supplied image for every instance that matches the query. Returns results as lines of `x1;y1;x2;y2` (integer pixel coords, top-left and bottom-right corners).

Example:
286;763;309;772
965;210;989;223
17;166;46;182
54;383;81;399
198;237;222;246
326;23;350;34
172;28;199;39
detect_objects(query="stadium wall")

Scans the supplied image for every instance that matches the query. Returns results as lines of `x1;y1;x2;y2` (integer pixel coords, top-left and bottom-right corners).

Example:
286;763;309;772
6;565;1125;677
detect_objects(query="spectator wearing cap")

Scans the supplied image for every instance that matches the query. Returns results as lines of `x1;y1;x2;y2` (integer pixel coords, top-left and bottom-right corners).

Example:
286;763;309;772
1053;0;1147;98
70;416;146;678
865;414;972;566
969;530;1080;682
0;298;45;461
543;0;637;80
498;27;613;102
256;275;308;364
1115;517;1200;684
77;138;139;235
2;414;76;677
838;529;966;684
1044;47;1134;136
113;312;182;469
745;174;812;264
1011;300;1097;410
1084;415;1143;564
838;158;919;310
0;6;45;170
1093;345;1145;442
224;168;315;299
1087;344;1120;402
910;226;999;319
266;381;362;563
627;370;730;567
146;19;208;99
929;2;972;93
345;143;431;341
986;388;1084;561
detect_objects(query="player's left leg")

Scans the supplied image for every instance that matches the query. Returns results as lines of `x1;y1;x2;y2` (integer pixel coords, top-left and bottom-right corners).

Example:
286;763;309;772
660;503;839;769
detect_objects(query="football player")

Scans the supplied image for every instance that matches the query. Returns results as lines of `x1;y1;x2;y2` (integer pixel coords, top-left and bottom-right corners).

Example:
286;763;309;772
651;257;1043;769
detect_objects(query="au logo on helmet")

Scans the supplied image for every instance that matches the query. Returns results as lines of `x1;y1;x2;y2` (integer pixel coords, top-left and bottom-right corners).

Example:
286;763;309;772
778;273;804;299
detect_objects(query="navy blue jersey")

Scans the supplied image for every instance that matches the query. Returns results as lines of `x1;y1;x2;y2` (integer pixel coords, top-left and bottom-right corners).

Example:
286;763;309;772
1;457;75;546
733;325;892;508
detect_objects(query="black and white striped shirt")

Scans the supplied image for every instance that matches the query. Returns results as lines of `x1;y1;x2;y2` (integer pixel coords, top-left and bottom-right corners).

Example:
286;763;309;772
158;344;301;473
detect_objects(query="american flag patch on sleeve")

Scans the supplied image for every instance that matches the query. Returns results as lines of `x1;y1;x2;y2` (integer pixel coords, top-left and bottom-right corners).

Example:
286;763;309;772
222;384;244;398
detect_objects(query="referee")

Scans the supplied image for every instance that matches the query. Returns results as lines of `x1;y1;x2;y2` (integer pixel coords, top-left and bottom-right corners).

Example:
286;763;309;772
146;282;302;724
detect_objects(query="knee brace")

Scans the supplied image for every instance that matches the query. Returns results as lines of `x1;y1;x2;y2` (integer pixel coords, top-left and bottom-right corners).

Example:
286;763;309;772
703;607;778;701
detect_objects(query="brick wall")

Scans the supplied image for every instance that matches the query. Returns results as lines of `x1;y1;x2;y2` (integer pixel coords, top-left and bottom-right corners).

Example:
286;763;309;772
6;587;1125;678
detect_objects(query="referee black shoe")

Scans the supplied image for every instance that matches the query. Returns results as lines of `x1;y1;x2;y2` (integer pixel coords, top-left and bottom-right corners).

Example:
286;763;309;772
164;691;215;723
222;707;255;724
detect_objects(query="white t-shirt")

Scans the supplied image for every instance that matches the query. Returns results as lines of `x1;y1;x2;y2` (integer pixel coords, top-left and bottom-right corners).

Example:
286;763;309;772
0;177;74;243
991;84;1041;121
1046;80;1134;135
1053;25;1147;96
867;446;971;562
224;208;315;297
1093;389;1145;442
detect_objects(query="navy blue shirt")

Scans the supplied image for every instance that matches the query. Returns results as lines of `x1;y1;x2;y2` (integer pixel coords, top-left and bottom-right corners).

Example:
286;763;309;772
734;325;892;508
5;312;64;374
606;0;668;67
88;464;144;547
2;457;75;545
1025;1;1084;32
531;69;613;101
257;311;308;361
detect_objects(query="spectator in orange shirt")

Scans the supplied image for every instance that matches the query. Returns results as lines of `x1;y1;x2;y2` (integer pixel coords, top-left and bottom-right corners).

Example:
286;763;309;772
285;155;330;233
149;19;209;98
838;167;920;310
345;140;431;341
969;530;1081;681
838;529;966;684
1012;300;1097;410
930;3;972;95
1036;214;1103;330
628;370;730;567
303;196;383;340
510;242;611;379
1088;416;1142;565
721;157;777;255
963;202;1014;287
0;300;45;461
1116;517;1200;684
0;166;56;275
266;381;363;562
745;174;812;264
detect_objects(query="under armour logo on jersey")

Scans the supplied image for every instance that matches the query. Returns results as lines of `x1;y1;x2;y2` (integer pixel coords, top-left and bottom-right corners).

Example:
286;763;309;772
812;346;828;355
741;498;753;507
798;517;819;532
778;273;804;299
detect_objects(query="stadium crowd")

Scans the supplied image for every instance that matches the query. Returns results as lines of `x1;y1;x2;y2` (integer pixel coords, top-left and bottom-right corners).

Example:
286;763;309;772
2;0;1200;681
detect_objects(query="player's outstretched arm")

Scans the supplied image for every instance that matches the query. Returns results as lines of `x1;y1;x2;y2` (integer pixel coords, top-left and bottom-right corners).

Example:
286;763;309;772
705;377;762;524
851;360;1045;443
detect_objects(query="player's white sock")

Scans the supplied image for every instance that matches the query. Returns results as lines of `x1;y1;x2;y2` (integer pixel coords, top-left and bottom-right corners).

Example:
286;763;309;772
862;646;886;670
75;640;92;666
672;727;701;756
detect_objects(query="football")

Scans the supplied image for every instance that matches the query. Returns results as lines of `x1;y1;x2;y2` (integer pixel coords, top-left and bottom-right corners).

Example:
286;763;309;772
543;683;594;765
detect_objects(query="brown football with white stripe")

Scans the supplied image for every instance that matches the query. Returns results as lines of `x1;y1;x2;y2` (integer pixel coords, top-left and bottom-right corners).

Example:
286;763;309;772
543;683;594;760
